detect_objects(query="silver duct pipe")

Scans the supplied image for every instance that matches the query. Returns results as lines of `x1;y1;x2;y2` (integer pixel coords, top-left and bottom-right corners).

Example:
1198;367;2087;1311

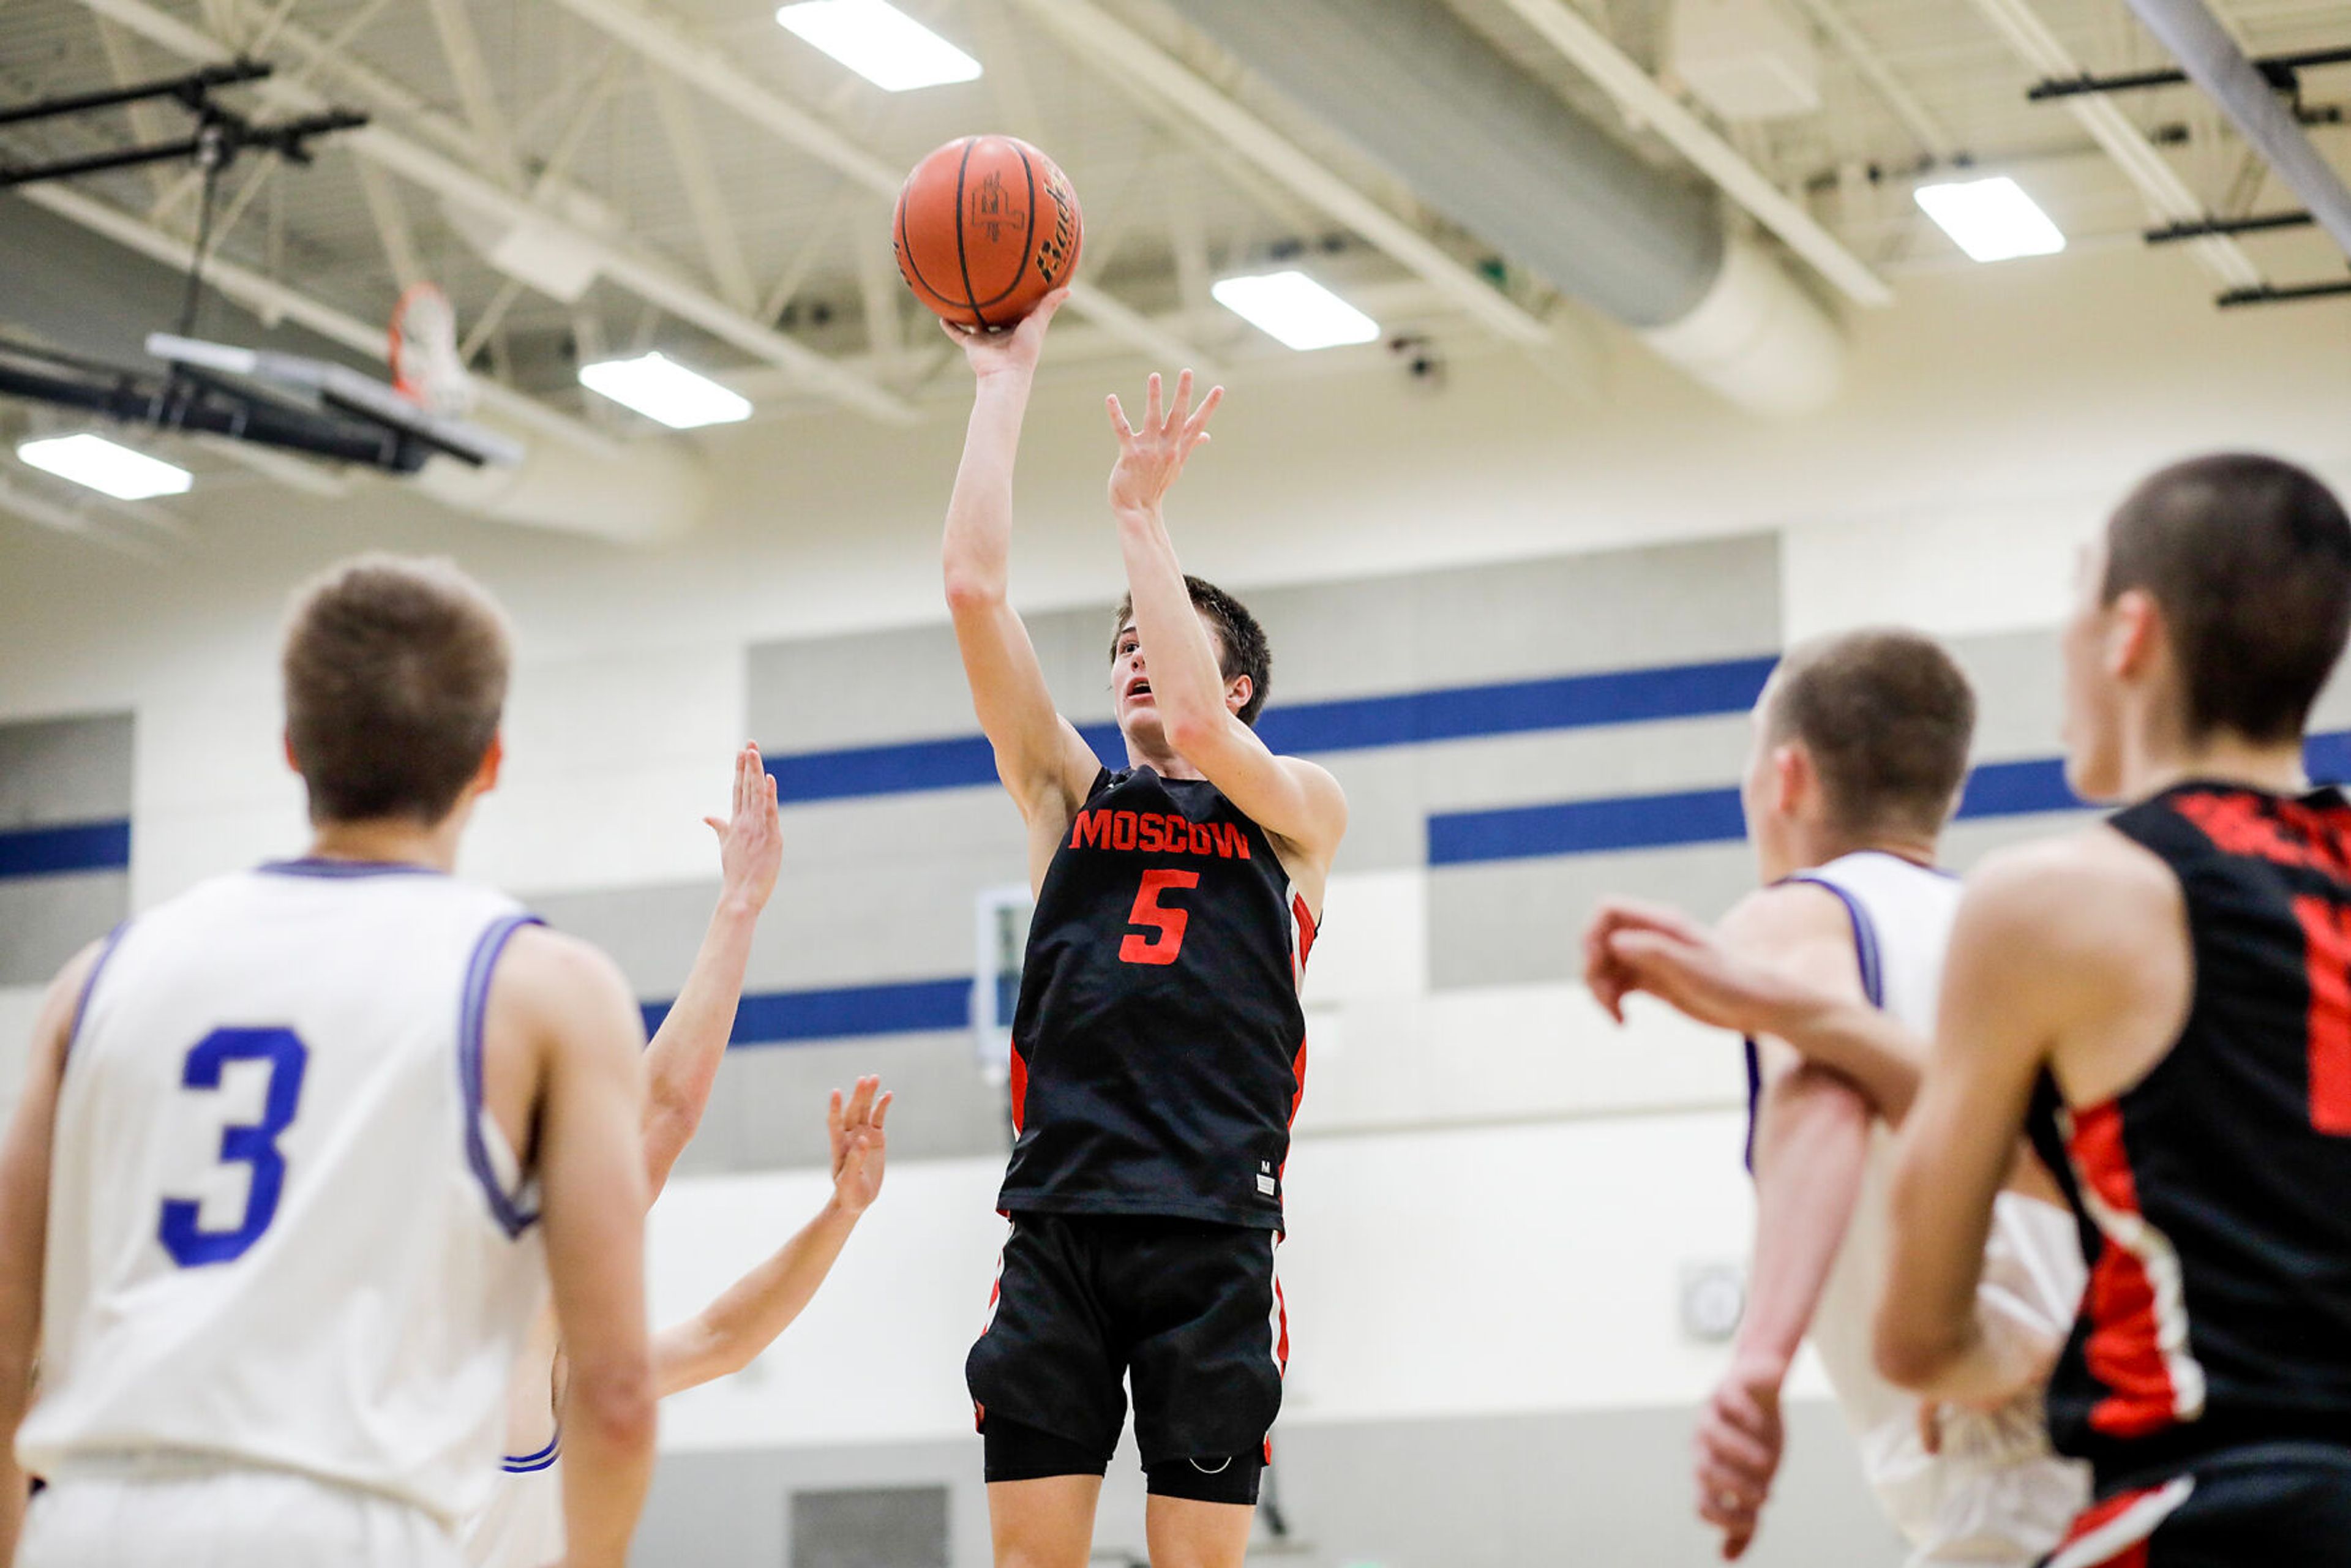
1182;0;1847;414
2123;0;2351;260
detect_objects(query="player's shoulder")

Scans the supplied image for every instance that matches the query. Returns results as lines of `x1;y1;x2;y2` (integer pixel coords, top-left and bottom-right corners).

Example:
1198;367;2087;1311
1717;878;1854;964
1957;825;2181;977
495;925;632;1005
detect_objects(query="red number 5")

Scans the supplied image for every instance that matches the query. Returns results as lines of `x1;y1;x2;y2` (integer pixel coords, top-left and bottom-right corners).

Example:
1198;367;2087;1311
1120;869;1199;966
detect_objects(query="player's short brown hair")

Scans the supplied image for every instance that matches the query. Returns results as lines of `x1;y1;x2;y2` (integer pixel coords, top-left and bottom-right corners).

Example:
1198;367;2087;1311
1764;629;1976;839
282;554;511;825
2102;453;2351;744
1111;576;1272;727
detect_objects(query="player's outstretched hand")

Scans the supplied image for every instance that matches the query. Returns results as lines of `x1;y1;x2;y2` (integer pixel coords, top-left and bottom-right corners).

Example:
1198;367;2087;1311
827;1075;891;1217
943;288;1071;381
705;743;782;913
1583;896;1804;1037
1693;1363;1785;1559
1106;368;1223;518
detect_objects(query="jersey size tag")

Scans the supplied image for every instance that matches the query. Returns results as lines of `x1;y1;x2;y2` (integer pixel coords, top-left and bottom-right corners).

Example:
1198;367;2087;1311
1256;1172;1277;1196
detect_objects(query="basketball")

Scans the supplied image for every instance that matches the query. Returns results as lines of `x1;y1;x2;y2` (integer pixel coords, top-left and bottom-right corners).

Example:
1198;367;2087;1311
893;135;1083;332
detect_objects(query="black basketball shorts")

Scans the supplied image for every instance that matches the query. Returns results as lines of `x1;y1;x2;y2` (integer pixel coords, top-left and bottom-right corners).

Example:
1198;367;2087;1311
966;1212;1287;1473
2040;1446;2351;1567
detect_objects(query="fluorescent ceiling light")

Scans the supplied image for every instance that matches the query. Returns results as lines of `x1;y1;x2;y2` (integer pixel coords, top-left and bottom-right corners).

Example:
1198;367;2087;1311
775;1;981;92
1210;271;1382;351
1914;176;2066;263
577;352;752;429
17;433;192;500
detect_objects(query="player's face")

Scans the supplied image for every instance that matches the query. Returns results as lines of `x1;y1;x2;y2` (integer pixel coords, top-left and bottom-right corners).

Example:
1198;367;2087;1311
1111;613;1231;742
2061;538;2129;802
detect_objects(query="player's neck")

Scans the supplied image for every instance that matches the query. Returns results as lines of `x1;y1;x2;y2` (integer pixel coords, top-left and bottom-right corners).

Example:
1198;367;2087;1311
307;815;461;872
1789;826;1938;877
2124;726;2309;801
1123;737;1207;781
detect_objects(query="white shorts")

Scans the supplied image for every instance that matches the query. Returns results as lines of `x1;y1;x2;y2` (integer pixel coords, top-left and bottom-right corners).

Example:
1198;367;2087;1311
22;1461;462;1568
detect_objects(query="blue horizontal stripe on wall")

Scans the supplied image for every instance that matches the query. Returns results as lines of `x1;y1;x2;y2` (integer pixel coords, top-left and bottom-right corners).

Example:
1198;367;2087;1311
0;819;131;880
1426;731;2351;867
764;655;1777;803
642;976;970;1048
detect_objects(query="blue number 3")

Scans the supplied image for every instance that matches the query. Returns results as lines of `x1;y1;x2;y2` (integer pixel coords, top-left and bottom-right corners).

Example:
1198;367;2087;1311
158;1027;310;1269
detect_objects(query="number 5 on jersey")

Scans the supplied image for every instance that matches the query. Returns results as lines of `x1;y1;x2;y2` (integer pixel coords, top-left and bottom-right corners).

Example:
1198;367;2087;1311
159;1026;310;1268
1121;869;1199;966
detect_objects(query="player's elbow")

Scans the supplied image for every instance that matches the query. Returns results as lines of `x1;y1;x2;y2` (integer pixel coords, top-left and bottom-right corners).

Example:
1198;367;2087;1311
1162;707;1227;759
942;568;1005;615
1872;1308;1965;1393
566;1352;659;1455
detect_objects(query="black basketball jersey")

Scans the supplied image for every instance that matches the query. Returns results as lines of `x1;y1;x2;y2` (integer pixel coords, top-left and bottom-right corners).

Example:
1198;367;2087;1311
999;767;1317;1229
2025;782;2351;1491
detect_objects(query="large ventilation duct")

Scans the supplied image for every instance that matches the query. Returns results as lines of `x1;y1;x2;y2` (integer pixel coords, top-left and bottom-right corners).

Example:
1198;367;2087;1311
2121;0;2351;262
1180;0;1847;415
0;192;708;542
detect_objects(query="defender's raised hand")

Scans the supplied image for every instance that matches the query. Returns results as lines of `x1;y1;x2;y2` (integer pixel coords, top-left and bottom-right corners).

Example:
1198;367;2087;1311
704;743;783;914
943;288;1072;382
827;1075;891;1217
1106;369;1224;517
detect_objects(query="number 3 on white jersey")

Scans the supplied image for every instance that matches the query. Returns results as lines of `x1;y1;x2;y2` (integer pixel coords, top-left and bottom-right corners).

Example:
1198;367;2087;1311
158;1026;310;1269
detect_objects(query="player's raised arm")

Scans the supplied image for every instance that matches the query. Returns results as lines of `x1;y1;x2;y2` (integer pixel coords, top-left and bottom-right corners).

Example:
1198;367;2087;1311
493;929;658;1568
652;1078;889;1397
0;942;100;1566
1874;835;2162;1403
940;290;1102;836
1106;371;1347;870
639;743;783;1199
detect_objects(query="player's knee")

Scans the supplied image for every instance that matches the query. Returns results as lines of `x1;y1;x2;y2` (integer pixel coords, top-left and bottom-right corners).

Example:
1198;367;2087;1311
1143;1450;1263;1507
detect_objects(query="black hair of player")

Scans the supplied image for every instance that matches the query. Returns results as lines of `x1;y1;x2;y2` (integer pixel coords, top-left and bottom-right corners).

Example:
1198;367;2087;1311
283;554;512;825
1766;628;1976;841
1111;576;1272;727
2103;453;2351;745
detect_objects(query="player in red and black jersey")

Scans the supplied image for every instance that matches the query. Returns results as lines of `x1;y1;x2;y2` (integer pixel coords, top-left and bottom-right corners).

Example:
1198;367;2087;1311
938;290;1346;1568
1588;455;2351;1564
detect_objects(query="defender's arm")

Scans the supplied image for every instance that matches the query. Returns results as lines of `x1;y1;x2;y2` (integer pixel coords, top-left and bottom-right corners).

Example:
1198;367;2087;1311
1586;896;1927;1121
0;943;99;1565
494;931;657;1568
941;293;1101;829
1873;836;2158;1403
640;745;782;1200
652;1078;888;1397
1107;372;1347;865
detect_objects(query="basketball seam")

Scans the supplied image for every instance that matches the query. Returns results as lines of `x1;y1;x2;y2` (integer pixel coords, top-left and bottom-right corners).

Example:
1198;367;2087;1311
953;137;989;331
958;143;1038;314
896;176;955;315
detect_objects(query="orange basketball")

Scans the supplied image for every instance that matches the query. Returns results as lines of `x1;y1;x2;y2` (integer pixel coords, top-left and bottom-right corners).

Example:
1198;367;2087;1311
893;136;1083;332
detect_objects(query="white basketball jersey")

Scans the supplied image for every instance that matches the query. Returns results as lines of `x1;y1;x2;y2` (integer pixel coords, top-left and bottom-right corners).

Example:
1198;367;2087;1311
462;1449;563;1568
17;860;552;1529
1787;851;2090;1566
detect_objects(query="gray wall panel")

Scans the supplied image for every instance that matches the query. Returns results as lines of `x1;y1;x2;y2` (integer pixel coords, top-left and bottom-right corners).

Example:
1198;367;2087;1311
0;872;127;988
531;880;733;997
1432;844;1756;991
632;1400;1896;1567
0;713;133;826
672;1033;1010;1175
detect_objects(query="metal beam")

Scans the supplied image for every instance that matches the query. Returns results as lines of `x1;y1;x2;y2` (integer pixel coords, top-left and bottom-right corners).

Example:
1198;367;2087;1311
1493;0;1895;307
419;0;525;188
642;61;759;313
537;0;1217;368
1783;0;1961;162
70;0;919;422
1006;0;1551;342
1967;0;2263;289
351;155;421;288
